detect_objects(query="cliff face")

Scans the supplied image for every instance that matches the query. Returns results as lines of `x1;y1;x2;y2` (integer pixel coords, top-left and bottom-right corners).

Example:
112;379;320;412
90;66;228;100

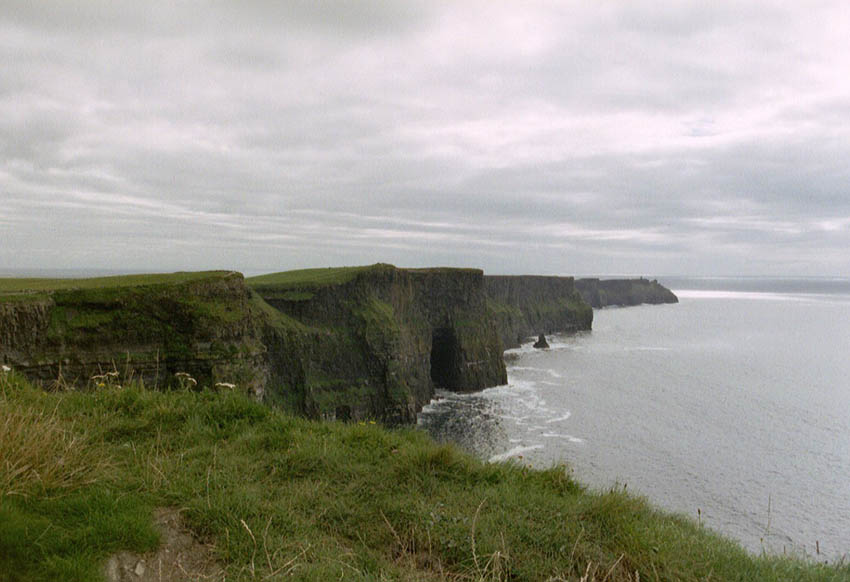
0;272;294;396
485;276;593;349
575;278;678;308
250;264;507;424
3;266;624;426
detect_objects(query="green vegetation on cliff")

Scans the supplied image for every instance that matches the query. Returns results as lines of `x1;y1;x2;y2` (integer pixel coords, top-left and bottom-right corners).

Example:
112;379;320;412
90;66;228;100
1;372;845;582
1;266;511;425
0;271;234;298
0;271;284;396
248;265;388;298
249;264;507;423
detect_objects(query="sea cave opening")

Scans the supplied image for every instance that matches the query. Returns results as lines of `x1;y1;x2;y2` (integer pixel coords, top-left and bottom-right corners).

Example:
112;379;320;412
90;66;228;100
430;327;460;389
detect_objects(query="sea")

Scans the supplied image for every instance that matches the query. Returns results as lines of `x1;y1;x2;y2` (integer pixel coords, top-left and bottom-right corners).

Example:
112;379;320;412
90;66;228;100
418;277;850;561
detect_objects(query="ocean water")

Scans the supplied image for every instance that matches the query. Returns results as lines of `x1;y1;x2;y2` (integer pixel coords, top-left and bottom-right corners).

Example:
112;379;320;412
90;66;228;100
418;278;850;561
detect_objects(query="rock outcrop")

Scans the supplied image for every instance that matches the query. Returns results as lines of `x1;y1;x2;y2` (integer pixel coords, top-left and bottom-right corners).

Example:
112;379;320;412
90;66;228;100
485;275;593;349
533;334;549;349
575;278;678;308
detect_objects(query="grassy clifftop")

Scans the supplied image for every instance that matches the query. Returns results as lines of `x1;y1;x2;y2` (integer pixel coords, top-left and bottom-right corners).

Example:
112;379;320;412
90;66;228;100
247;265;386;299
1;372;845;582
0;271;278;393
0;271;234;294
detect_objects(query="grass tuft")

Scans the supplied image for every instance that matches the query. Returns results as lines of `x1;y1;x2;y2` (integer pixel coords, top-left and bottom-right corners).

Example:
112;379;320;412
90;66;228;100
0;396;109;499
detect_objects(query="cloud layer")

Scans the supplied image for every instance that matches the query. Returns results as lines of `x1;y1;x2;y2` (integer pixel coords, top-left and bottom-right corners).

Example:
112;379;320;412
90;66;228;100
2;1;849;276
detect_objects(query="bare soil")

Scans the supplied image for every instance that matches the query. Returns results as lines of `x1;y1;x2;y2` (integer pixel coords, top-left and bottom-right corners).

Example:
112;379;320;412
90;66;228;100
104;508;224;582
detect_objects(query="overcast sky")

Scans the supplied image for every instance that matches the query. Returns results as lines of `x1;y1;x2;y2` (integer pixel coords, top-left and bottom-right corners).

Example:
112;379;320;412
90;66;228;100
2;1;849;277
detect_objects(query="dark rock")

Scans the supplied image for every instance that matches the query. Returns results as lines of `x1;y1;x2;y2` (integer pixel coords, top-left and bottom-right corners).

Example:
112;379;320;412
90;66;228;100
533;334;549;349
575;278;678;308
251;264;507;424
484;275;593;349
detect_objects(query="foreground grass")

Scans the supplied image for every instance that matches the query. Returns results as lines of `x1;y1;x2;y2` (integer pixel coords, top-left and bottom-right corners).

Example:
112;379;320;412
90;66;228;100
1;374;847;581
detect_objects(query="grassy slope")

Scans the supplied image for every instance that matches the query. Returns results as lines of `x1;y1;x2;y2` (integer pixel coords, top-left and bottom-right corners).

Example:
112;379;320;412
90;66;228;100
0;272;237;305
248;265;384;290
0;271;235;294
1;373;846;582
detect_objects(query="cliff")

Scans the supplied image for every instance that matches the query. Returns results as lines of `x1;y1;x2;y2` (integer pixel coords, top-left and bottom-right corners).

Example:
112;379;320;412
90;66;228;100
249;264;507;424
575;277;678;308
2;266;618;425
485;276;593;349
0;272;306;397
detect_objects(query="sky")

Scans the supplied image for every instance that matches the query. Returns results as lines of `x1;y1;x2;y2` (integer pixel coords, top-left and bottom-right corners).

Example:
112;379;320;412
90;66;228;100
2;1;849;277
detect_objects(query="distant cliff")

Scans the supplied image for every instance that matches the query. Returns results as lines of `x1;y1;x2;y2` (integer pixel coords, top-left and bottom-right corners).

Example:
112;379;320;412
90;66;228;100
575;278;678;308
485;276;593;349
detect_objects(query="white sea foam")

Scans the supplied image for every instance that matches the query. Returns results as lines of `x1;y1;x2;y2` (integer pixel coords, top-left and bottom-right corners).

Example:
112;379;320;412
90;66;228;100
546;411;572;423
509;366;563;378
489;444;544;463
676;290;811;302
541;432;585;443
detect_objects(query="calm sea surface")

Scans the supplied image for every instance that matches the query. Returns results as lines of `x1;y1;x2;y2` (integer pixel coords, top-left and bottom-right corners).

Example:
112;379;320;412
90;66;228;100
418;278;850;560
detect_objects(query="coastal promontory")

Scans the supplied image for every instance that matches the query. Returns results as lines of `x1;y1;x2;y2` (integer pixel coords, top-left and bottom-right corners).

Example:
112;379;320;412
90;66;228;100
575;277;678;308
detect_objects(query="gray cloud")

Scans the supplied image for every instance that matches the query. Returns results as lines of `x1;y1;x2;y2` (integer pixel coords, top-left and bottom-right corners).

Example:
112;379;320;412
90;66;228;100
1;0;849;277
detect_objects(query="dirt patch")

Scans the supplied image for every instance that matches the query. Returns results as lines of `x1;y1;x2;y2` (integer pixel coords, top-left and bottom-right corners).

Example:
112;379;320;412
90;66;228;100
104;508;224;582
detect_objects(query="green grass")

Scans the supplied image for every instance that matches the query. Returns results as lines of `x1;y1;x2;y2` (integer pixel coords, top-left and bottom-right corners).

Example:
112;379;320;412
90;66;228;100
0;271;236;302
248;265;389;291
247;264;483;294
1;373;847;581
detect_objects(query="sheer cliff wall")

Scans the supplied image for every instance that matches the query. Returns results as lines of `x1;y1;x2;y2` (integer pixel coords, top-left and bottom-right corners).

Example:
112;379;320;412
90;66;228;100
249;264;507;424
484;275;593;349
